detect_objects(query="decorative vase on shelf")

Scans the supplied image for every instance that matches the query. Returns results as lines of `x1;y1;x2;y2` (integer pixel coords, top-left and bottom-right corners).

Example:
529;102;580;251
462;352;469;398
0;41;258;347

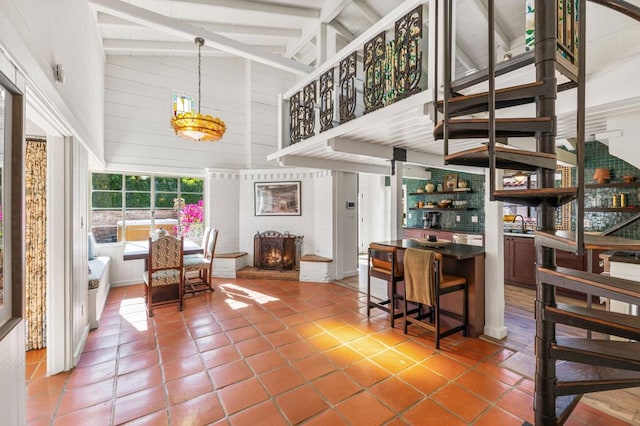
458;180;468;189
426;183;435;193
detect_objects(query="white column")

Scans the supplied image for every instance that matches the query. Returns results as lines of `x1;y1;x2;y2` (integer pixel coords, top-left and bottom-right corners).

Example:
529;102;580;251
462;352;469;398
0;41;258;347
46;135;68;375
389;162;404;240
484;170;507;339
317;23;328;66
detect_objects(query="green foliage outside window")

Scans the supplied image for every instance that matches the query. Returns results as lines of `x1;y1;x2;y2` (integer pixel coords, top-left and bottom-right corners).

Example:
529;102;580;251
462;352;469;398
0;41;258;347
125;175;151;191
92;192;123;209
155;177;178;192
90;172;204;243
156;192;178;209
92;173;123;190
126;193;151;209
181;177;203;192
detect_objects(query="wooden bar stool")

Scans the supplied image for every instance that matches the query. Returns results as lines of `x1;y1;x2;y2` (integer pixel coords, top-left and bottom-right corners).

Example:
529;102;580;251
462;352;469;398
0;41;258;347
367;243;406;328
402;248;468;349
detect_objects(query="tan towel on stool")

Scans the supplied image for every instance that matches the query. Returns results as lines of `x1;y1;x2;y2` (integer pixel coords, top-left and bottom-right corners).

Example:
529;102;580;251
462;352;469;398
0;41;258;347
404;248;436;306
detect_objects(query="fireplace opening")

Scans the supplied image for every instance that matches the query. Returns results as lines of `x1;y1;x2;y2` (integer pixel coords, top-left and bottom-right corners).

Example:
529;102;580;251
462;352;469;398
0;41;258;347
254;231;303;270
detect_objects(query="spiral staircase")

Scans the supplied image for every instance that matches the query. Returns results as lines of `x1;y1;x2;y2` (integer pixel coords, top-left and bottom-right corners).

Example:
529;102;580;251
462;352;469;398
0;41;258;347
433;1;640;424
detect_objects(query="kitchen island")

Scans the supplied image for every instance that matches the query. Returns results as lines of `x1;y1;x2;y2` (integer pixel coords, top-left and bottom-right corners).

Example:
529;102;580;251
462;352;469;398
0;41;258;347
373;239;486;338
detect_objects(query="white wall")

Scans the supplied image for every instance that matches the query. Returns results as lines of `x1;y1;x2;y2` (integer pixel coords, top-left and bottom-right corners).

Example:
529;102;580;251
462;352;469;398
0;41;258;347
608;112;640;169
0;321;26;425
332;172;359;279
0;0;104;162
68;137;90;365
103;56;295;173
359;173;390;251
237;168;334;264
208;170;241;254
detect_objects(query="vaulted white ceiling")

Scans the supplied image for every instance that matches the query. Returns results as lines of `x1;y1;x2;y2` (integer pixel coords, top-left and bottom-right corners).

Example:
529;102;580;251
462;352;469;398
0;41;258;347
89;0;640;172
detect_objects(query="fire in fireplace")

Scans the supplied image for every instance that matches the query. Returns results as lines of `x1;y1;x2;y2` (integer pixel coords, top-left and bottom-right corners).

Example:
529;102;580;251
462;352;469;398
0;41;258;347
254;230;303;270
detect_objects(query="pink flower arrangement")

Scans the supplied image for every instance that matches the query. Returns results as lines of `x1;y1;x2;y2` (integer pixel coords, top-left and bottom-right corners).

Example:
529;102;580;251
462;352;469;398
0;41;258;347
174;199;203;237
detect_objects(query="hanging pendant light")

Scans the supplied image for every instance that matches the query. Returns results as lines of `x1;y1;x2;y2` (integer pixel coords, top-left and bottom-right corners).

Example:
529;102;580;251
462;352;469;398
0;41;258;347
171;37;226;142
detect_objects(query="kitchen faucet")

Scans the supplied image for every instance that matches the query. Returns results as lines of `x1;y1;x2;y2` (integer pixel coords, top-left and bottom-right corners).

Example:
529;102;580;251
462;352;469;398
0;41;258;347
513;214;526;233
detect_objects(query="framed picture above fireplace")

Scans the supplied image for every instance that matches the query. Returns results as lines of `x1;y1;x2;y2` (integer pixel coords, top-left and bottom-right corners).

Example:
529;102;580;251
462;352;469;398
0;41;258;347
255;181;301;216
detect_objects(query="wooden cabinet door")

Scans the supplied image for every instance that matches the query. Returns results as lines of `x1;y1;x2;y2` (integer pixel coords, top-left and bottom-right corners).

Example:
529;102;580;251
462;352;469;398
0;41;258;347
508;237;537;287
556;250;584;270
504;237;512;282
403;229;424;238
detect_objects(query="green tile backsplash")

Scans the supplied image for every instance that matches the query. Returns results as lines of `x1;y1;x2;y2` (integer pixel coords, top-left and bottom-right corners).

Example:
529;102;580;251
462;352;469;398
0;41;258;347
577;141;640;239
405;169;485;233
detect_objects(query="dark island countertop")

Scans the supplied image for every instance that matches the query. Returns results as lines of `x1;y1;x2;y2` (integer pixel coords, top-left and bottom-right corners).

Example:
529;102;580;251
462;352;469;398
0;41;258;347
373;239;485;261
403;227;484;235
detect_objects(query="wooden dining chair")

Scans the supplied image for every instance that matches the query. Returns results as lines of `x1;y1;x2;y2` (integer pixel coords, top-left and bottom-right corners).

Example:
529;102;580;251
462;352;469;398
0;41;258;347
143;235;184;317
367;243;406;328
402;248;468;349
184;228;218;294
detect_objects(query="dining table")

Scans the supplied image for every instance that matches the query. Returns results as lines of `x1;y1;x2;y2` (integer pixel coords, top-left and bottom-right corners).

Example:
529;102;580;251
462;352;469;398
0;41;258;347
373;239;486;338
123;238;203;269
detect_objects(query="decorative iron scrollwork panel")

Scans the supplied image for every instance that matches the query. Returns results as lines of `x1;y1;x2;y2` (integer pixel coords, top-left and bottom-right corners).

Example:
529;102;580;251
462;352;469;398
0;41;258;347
319;68;334;132
289;91;302;144
302;81;316;139
364;32;386;114
394;6;422;100
339;52;357;123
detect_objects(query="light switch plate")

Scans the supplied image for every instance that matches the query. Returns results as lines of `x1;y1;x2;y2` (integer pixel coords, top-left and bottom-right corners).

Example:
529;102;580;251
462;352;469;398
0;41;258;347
471;215;478;223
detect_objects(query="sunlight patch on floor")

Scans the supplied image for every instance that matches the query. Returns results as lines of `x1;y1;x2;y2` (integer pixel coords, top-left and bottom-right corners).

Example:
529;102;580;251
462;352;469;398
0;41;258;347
119;297;149;331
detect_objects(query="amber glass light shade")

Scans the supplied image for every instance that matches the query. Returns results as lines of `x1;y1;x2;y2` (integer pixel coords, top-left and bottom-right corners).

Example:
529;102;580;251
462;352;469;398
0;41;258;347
593;168;610;184
171;112;226;142
171;37;226;142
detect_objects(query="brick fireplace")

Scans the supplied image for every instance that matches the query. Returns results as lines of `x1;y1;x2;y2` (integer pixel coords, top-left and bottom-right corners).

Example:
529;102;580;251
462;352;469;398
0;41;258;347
253;230;303;270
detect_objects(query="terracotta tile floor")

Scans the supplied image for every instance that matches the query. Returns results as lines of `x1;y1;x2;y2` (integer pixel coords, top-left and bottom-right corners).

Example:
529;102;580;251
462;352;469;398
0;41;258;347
26;278;629;425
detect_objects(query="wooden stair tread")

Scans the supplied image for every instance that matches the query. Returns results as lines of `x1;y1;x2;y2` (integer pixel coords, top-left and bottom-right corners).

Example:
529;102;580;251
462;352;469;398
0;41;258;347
438;81;546;117
556;394;583;425
538;266;640;305
433;117;553;139
543;303;640;341
555;362;640;396
445;145;556;170
492;187;577;207
535;230;640;251
552;337;640;371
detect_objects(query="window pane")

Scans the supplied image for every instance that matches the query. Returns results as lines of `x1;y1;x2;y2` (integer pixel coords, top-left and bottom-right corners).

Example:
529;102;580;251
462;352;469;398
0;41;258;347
126;192;150;209
122;210;159;240
181;177;203;193
182;193;202;205
91;209;121;243
92;191;122;209
155;192;178;209
125;175;151;191
155;176;178;192
92;173;122;190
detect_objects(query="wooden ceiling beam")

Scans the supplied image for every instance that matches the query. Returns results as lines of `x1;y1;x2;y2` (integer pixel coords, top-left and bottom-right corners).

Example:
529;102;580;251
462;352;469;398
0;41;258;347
279;155;389;175
90;0;312;74
102;39;285;55
327;138;484;174
98;11;302;38
163;0;320;19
